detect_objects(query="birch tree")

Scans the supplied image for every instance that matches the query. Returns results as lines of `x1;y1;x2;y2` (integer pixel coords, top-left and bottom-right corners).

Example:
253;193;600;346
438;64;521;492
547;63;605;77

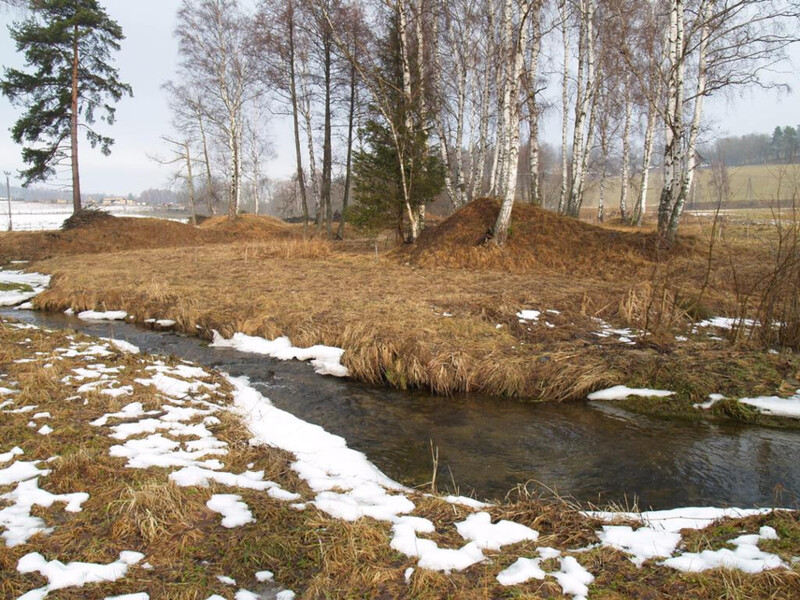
175;0;261;219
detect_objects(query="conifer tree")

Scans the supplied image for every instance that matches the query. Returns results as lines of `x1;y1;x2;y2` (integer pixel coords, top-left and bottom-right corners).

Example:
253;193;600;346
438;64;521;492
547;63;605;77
349;8;444;240
1;0;131;212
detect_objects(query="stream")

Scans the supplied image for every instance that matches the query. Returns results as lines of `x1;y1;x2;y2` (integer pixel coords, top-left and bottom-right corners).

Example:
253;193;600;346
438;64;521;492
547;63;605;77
3;307;799;510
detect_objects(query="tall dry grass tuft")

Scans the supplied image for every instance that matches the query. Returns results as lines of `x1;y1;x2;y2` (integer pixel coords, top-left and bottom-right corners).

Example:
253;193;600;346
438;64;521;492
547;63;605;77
110;480;200;545
241;238;332;260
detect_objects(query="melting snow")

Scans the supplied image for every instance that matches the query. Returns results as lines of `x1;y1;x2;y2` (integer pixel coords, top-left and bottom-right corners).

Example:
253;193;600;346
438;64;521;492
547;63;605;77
587;385;674;401
212;331;349;378
663;527;785;573
0;270;50;307
207;494;255;528
77;310;128;321
739;391;800;418
16;551;144;598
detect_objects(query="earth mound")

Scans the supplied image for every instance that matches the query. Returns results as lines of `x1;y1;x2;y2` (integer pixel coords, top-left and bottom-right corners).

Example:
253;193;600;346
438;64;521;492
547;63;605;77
199;213;295;238
0;213;301;262
403;198;669;276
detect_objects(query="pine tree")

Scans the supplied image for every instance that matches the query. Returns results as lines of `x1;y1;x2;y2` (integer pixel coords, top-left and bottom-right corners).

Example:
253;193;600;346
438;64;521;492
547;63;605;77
1;0;132;212
349;8;444;240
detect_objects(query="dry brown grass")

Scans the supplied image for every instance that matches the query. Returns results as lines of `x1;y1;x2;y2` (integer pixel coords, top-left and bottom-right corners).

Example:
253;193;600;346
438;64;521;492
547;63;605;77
25;230;798;408
0;212;304;262
399;198;684;278
1;319;799;599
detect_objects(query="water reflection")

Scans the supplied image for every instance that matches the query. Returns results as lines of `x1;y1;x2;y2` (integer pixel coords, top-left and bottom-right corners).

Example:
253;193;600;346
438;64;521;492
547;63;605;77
4;308;798;509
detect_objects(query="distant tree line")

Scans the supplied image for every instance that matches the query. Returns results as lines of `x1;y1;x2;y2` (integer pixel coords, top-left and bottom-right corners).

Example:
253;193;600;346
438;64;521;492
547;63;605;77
697;125;800;166
4;0;800;245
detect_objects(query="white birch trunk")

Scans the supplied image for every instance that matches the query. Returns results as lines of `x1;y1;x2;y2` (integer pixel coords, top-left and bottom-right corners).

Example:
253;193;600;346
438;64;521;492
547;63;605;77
668;0;712;240
619;76;633;223
558;0;570;214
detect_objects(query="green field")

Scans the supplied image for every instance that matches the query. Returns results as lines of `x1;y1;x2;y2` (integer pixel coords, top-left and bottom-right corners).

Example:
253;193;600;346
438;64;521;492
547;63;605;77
581;163;800;212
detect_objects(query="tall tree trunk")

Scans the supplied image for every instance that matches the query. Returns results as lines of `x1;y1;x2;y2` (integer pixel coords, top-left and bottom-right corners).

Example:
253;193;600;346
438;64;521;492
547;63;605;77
634;103;657;226
299;67;321;230
470;17;493;201
197;114;216;215
567;0;595;218
322;22;333;238
288;6;309;231
184;140;197;226
525;9;541;205
667;0;712;242
398;0;420;242
70;24;82;213
619;76;633;223
558;0;570;215
493;0;531;245
658;0;685;239
337;59;357;240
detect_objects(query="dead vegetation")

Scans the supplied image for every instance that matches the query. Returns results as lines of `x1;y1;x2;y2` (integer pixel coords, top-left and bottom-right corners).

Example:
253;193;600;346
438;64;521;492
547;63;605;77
0;212;304;262
1;198;799;421
1;320;798;599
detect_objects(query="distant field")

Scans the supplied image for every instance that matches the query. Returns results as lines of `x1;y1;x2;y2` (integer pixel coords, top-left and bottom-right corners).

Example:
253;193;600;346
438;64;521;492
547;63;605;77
0;201;188;231
581;163;800;212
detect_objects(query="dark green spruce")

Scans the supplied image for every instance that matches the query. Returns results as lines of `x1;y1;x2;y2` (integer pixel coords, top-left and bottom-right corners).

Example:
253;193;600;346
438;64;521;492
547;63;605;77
1;0;132;211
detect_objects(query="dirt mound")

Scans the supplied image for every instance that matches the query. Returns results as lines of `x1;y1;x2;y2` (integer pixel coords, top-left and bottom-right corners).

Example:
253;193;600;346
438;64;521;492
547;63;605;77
402;198;674;276
199;213;295;238
0;213;301;262
61;207;115;230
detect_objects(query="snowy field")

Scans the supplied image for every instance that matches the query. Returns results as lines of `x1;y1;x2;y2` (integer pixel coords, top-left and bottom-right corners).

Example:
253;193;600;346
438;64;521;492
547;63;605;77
0;201;183;231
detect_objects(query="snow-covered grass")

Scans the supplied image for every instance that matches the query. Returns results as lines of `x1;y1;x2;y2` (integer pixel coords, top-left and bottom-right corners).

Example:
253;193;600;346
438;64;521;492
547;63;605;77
1;319;798;599
0;270;50;308
0;201;175;232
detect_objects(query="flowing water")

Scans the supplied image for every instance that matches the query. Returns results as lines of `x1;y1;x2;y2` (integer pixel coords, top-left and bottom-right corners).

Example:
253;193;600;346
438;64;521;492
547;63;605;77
4;308;799;510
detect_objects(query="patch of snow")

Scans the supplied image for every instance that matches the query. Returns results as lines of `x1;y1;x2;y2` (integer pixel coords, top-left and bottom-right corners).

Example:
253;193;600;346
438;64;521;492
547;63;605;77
1;477;88;547
103;338;141;354
694;394;725;410
212;331;349;378
444;495;489;509
235;592;258;600
255;570;273;582
587;385;674;401
517;310;541;322
739;391;800;418
37;425;53;436
496;556;548;586
0;270;50;307
662;526;786;573
276;592;296;600
0;460;50;485
696;317;755;330
16;551;144;596
455;512;539;550
552;556;594;600
217;575;236;585
77;310;128;321
598;525;682;567
390;517;485;573
207;494;255;528
0;446;24;464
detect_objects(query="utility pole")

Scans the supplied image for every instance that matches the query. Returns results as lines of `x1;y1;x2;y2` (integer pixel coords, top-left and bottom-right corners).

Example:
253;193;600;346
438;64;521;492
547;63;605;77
4;171;11;232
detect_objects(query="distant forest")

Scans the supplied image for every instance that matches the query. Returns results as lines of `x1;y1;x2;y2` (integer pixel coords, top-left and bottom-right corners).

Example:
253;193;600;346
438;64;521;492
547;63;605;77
699;125;800;167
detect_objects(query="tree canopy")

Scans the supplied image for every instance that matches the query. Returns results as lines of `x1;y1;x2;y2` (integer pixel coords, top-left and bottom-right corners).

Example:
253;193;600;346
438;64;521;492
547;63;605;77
1;0;131;210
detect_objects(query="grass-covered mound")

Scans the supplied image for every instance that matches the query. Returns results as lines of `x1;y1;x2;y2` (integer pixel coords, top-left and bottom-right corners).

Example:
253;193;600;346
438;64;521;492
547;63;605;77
403;198;685;277
0;212;304;262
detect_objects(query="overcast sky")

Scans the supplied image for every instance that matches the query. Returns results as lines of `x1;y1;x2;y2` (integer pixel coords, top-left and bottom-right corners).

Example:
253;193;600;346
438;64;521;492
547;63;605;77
0;1;798;196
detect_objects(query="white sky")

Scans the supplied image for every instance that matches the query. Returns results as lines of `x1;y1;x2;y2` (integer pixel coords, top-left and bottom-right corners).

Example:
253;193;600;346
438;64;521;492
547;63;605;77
0;1;798;196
